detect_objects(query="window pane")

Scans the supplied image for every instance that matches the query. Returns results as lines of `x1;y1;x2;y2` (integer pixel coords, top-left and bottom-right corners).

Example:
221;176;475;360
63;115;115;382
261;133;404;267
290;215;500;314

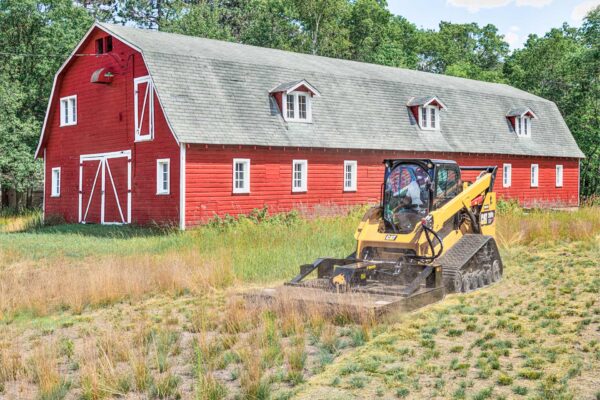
294;164;300;187
52;170;60;195
62;100;68;124
162;164;168;191
345;164;351;187
434;167;461;209
293;162;305;189
287;95;295;119
298;95;307;119
556;165;563;186
235;163;243;189
71;98;77;123
430;108;436;128
421;107;428;128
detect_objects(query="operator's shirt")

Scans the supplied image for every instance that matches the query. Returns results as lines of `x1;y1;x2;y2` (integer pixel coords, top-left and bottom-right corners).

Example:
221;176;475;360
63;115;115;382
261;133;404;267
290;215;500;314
407;181;423;206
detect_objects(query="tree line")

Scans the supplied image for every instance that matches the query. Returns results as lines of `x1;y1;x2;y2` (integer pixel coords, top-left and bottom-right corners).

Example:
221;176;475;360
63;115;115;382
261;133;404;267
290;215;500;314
0;0;598;207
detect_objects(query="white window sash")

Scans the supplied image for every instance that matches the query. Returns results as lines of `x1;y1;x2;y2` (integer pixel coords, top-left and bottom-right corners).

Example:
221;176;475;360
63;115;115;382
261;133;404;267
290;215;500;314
59;95;77;127
292;160;307;192
531;164;539;187
515;116;531;137
156;159;170;195
503;164;511;188
419;106;439;130
344;160;357;191
134;76;154;141
556;165;563;187
232;158;250;194
51;167;61;197
284;92;311;122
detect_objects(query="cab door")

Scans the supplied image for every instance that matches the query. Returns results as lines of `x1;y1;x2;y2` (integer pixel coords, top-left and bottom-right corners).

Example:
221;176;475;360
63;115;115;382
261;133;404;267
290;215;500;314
433;164;462;210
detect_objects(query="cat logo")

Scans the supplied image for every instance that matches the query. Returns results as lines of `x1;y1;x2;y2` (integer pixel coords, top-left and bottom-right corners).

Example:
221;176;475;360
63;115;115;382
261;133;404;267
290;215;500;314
332;274;347;286
385;234;397;241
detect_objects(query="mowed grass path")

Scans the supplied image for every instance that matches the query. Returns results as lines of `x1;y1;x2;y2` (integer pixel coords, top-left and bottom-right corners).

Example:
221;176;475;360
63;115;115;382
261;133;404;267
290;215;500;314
296;240;600;399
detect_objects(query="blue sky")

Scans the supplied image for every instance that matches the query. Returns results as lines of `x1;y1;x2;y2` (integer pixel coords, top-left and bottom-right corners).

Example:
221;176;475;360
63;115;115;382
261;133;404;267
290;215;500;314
388;0;600;48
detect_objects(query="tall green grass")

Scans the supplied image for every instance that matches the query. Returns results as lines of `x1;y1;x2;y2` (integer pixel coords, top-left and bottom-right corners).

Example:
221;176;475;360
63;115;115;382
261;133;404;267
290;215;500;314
2;206;599;280
0;211;358;283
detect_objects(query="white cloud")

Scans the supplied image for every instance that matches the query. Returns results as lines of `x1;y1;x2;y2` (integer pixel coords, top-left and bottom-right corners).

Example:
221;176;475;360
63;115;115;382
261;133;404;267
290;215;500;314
447;0;552;12
447;0;511;13
504;25;521;48
515;0;553;8
505;31;521;47
571;0;600;23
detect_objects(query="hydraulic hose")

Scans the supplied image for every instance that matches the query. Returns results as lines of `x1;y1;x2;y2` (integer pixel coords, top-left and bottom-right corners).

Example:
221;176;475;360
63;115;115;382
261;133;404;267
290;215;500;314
412;223;444;263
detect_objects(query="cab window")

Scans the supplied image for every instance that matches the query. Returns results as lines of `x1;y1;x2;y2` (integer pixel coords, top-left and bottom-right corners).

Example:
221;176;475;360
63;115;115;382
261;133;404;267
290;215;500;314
434;166;461;209
383;164;432;233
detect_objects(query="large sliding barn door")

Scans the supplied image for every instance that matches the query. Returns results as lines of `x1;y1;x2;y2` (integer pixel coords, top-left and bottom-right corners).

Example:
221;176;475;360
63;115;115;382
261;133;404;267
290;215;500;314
79;151;131;225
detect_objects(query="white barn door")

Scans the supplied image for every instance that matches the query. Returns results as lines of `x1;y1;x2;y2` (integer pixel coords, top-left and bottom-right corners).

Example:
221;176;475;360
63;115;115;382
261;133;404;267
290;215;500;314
79;151;132;225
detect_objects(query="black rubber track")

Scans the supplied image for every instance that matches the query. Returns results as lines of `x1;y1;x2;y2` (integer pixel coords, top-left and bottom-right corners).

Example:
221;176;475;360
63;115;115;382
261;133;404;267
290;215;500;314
437;234;503;293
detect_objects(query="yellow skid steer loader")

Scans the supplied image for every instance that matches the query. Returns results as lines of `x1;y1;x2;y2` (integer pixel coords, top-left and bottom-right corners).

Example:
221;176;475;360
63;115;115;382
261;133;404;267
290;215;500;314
253;159;503;317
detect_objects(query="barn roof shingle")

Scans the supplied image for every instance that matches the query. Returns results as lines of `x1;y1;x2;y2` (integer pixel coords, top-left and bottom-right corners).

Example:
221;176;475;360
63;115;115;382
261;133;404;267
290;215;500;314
99;23;584;159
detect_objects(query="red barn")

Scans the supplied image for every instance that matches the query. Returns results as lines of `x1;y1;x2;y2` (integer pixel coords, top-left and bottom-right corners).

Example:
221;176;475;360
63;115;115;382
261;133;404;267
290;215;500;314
35;23;584;229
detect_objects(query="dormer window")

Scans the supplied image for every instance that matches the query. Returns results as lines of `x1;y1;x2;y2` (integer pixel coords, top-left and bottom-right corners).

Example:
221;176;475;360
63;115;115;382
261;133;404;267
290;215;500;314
420;106;438;130
407;96;447;131
515;116;530;136
270;79;320;123
507;107;537;138
284;92;310;122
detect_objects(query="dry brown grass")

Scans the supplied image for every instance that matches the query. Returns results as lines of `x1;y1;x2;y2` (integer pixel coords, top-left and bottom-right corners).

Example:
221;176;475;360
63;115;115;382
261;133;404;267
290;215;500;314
0;249;234;318
27;342;66;399
496;206;600;248
0;330;26;383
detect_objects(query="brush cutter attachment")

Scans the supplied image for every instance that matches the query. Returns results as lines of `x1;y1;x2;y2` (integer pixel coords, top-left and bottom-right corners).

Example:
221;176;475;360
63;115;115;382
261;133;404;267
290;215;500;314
248;257;446;318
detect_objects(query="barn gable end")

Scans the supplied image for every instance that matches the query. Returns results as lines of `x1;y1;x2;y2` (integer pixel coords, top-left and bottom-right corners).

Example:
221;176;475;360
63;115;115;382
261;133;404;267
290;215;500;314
39;25;181;226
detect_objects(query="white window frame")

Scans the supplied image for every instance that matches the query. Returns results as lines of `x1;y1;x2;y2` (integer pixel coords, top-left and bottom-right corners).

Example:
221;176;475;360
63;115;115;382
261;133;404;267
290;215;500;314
418;105;439;131
134;76;154;142
556;164;563;188
502;163;512;188
51;167;61;197
232;158;250;194
283;92;312;123
292;160;308;192
515;116;531;137
59;95;77;127
344;160;357;192
531;164;539;188
156;159;170;195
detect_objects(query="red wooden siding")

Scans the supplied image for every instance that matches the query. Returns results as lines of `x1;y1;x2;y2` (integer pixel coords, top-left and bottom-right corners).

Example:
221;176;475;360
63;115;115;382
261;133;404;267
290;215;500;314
184;145;579;226
42;27;180;225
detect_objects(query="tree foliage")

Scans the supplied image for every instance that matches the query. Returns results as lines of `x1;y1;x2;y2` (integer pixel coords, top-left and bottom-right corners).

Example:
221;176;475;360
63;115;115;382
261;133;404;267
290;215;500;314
0;1;598;198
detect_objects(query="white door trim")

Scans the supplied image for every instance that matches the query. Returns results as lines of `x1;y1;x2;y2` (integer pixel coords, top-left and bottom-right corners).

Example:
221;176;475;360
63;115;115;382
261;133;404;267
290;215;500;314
79;150;132;225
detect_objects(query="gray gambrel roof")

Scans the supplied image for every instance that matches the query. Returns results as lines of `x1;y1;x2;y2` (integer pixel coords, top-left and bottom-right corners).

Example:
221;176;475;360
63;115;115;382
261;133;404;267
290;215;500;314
99;23;584;158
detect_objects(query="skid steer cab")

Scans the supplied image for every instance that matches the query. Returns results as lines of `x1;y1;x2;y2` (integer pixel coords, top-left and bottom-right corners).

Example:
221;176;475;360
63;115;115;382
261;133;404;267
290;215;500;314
251;159;504;319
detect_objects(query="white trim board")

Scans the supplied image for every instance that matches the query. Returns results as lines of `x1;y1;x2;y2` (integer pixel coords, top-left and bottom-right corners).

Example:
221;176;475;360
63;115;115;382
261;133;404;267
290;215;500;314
179;143;186;230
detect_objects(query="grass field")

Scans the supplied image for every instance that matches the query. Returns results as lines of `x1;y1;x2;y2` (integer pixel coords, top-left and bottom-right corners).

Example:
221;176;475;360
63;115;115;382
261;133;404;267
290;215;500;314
0;206;599;399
